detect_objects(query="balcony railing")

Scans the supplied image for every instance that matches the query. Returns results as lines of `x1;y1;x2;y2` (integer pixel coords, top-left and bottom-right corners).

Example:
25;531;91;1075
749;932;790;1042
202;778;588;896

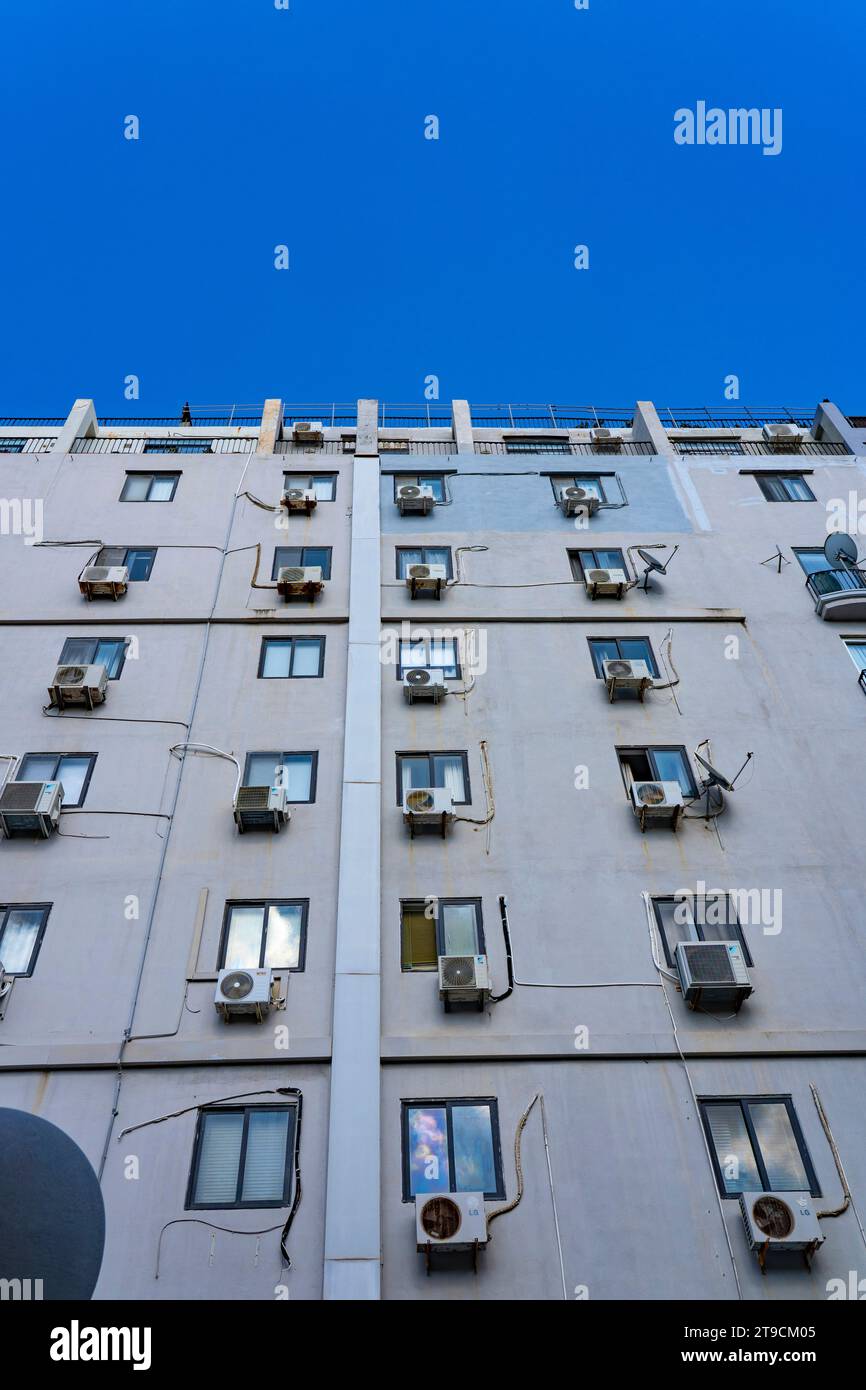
378;403;453;427
282;404;357;427
806;567;866;599
470;404;634;429
660;407;815;429
0;417;65;426
474;440;654;456
72;437;255;455
859;668;866;697
675;440;850;457
0;437;57;453
275;439;456;455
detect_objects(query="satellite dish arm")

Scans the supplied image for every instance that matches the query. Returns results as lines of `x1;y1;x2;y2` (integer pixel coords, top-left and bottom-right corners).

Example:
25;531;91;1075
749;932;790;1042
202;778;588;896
728;751;754;789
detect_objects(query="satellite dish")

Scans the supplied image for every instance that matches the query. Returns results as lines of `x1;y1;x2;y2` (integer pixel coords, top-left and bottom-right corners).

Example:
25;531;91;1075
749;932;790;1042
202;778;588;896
634;545;679;591
637;547;667;574
694;751;735;792
824;532;858;568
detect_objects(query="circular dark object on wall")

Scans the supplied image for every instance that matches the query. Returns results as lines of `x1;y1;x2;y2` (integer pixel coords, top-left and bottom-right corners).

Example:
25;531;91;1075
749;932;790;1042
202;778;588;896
752;1194;795;1239
0;1108;105;1299
420;1196;462;1241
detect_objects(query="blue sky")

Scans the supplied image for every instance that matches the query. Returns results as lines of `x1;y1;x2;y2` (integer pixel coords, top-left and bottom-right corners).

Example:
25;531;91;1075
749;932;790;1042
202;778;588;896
0;0;862;415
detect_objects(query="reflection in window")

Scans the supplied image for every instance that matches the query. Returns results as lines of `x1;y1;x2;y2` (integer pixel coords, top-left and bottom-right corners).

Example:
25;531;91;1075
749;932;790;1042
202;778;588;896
403;1099;504;1200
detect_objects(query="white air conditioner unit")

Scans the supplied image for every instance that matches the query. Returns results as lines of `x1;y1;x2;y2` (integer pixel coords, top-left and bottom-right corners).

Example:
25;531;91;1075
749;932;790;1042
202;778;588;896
402;668;447;703
276;565;324;599
739;1192;824;1271
48;663;108;710
0;964;14;1022
292;421;324;442
405;563;448;598
233;785;291;833
214;967;274;1021
396;484;435;516
281;487;317;513
674;941;752;1011
416;1192;488;1257
558;485;599;517
762;422;803;450
402;786;454;835
0;780;63;838
631;779;684;830
590;426;622;451
602;658;653;700
438;954;490;1009
585;567;628;598
79;565;129;600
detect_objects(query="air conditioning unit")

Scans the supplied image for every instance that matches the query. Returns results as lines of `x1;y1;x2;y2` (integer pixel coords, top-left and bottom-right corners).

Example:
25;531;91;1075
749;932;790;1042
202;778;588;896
405;564;448;598
558;485;599;517
0;964;14;1022
292;421;324;443
631;779;684;830
79;565;128;600
281;487;317;513
590;426;622;451
762;422;803;450
48;663;108;710
214;967;274;1021
233;785;291;833
438;954;490;1009
674;941;752;1011
602;657;653;700
0;781;63;838
402;668;447;703
396;484;435;516
276;565;324;599
585;567;628;598
402;786;454;835
416;1192;488;1258
739;1192;824;1271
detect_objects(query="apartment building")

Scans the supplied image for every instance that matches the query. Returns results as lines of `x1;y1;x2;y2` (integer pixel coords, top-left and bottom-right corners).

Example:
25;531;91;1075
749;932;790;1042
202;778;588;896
0;396;865;1301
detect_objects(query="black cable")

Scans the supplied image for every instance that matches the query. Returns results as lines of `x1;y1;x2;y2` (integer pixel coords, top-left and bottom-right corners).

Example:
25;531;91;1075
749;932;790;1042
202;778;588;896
488;895;514;1003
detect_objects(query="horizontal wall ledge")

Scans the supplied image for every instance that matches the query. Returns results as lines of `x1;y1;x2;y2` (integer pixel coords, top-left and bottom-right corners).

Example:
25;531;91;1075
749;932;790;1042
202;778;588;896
0;614;350;627
0;1039;333;1070
380;1030;866;1061
381;610;747;625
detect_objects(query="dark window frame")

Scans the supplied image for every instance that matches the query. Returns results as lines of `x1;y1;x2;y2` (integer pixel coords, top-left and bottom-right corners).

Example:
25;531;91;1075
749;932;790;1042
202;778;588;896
395;636;461;681
0;902;51;977
616;744;698;798
400;896;485;971
119;471;181;502
271;546;333;581
549;473;621;506
218;898;309;973
699;1096;821;1200
392;473;449;504
257;636;326;679
395;750;471;806
242;751;319;803
95;546;157;581
651;894;753;968
751;472;816;503
16;752;97;808
281;471;338;501
400;1097;506;1202
587;636;659;679
395;547;454;580
568;548;628;581
185;1104;297;1211
58;636;128;680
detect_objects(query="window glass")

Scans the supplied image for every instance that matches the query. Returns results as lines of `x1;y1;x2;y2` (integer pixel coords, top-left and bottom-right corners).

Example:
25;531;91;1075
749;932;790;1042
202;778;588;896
401;904;438;970
652;748;693;795
845;641;866;671
273;547;332;580
573;476;605;501
55;756;92;806
125;549;156;581
705;1104;763;1195
291;639;322;677
311;475;336;500
120;474;151;501
0;908;46;975
223;906;265;969
431;754;466;801
419;475;446;501
246;753;282;787
400;755;433;797
406;1106;450;1195
793;549;829;576
397;548;453;578
451;1104;498;1193
263;903;303;969
149;474;177;501
750;1103;810;1190
18;754;57;783
280;755;313;801
260;641;292;678
240;1111;290;1203
193;1112;245;1205
93;639;126;678
441;903;479;955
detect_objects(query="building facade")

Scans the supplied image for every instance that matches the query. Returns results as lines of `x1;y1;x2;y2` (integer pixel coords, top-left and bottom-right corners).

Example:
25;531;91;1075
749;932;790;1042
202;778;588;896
0;396;865;1301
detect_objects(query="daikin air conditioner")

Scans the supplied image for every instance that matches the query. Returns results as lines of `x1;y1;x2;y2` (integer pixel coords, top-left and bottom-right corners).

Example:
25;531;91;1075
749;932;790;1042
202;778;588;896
79;565;128;600
281;487;317;513
630;780;683;830
416;1192;488;1257
674;941;752;1011
558;485;599;517
214;967;274;1021
402;668;447;703
602;658;653;700
406;564;448;598
402;787;454;835
739;1192;824;1272
585;568;628;598
48;663;108;710
276;566;324;599
438;954;490;1009
590;426;622;451
762;423;803;450
0;781;63;838
397;484;435;516
233;785;291;833
292;421;324;443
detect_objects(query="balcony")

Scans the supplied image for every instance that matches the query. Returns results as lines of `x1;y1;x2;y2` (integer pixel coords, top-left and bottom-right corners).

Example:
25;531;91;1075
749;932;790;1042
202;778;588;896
806;567;866;620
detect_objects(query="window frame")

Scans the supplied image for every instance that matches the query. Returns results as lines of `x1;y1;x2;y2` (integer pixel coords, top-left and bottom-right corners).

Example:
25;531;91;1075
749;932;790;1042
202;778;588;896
587;636;659;679
119;471;181;502
281;472;337;501
400;897;484;971
651;894;753;968
271;546;333;581
699;1096;821;1200
0;902;51;977
185;1104;297;1211
392;473;449;504
16;752;97;808
752;472;816;503
395;547;454;580
395;636;461;681
257;636;325;679
549;473;621;506
58;636;128;680
616;744;698;798
242;751;318;803
95;546;157;581
400;1097;506;1202
218;898;308;973
395;750;471;806
568;548;627;582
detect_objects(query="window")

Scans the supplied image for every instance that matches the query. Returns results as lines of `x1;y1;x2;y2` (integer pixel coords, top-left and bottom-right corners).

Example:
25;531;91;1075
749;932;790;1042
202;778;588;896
16;753;96;807
588;637;659;679
120;472;180;502
402;1099;505;1201
282;472;337;501
793;548;829;576
243;752;317;802
793;548;864;593
700;1098;820;1199
187;1105;296;1209
396;635;460;680
396;751;469;804
58;637;127;680
617;746;697;798
143;439;213;454
551;474;616;505
505;438;570;455
753;473;815;503
676;440;744;455
393;473;447;503
0;439;25;453
569;548;626;581
651;894;753;968
95;546;156;581
396;547;453;580
401;898;484;970
271;546;332;581
258;637;325;678
843;640;866;672
219;900;307;972
0;904;50;976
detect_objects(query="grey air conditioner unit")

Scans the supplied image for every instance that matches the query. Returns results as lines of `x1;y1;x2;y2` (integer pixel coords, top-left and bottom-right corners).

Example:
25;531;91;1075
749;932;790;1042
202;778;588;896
233;785;291;833
291;421;324;443
438;954;490;1011
585;567;628;599
416;1192;488;1265
406;564;448;599
79;565;129;600
276;565;324;599
762;422;803;450
397;484;435;516
631;779;684;831
559;485;599;517
402;786;454;836
602;658;653;701
739;1191;824;1273
674;941;752;1011
214;967;274;1021
590;426;622;451
0;780;63;838
403;668;447;703
281;487;317;514
48;663;108;710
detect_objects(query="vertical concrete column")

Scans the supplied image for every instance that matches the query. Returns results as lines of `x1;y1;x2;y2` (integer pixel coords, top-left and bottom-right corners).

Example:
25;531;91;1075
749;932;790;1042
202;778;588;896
813;401;862;452
635;399;711;532
257;398;283;455
323;440;382;1300
53;399;97;454
355;398;379;457
452;399;475;453
632;400;675;456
